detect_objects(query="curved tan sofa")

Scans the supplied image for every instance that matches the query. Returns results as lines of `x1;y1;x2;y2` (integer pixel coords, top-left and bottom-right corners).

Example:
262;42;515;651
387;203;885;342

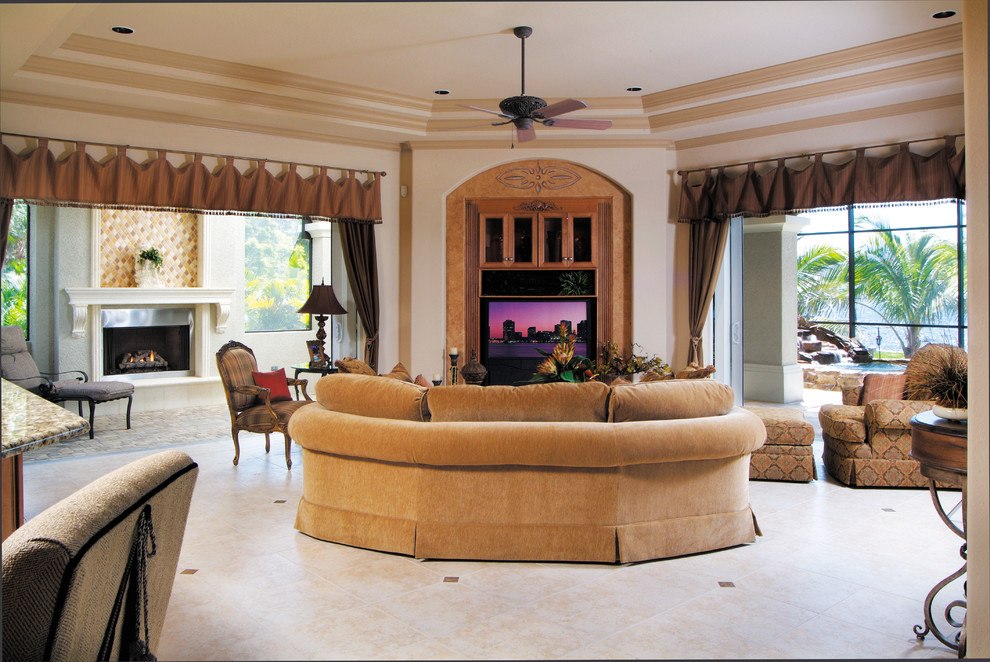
289;374;766;563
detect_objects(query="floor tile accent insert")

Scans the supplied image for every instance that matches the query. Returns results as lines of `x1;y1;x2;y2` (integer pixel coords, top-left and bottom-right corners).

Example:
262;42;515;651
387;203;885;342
274;499;287;503
882;507;896;512
718;581;736;588
443;577;459;583
180;569;198;574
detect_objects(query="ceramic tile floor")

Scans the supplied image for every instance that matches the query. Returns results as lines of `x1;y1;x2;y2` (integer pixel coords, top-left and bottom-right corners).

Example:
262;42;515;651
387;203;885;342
20;389;964;660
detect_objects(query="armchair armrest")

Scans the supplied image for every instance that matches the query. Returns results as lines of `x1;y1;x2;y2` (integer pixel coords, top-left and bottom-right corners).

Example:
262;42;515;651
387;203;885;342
41;369;88;382
865;399;935;431
6;374;55;393
818;404;867;443
286;377;311;401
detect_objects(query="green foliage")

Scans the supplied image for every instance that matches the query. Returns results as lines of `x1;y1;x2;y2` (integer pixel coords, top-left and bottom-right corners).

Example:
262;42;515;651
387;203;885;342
244;217;311;332
137;247;163;268
797;217;963;358
529;323;596;383
1;203;29;333
558;270;592;296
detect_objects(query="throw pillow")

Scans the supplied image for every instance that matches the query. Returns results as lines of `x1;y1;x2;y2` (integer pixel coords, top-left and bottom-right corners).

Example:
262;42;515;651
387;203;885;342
334;357;377;376
251;368;292;402
414;374;431;388
641;370;673;382
609;376;633;386
382;362;413;382
859;373;906;404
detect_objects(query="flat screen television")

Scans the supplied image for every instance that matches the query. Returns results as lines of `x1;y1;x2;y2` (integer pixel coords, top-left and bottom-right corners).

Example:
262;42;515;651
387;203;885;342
480;298;596;385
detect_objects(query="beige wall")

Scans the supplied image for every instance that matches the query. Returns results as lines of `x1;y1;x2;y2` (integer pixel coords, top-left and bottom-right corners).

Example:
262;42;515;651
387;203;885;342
403;145;674;380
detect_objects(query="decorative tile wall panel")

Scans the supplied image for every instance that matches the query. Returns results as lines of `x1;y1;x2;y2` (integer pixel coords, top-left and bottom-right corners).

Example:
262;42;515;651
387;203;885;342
100;210;199;287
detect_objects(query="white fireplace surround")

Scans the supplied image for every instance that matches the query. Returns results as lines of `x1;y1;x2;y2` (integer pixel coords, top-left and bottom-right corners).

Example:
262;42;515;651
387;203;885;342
64;287;234;381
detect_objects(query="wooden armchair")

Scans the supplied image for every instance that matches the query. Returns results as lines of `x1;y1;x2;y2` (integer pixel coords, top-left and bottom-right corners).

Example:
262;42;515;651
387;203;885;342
215;340;312;469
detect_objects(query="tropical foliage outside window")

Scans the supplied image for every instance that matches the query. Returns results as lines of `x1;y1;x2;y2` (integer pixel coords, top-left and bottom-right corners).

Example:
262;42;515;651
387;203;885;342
1;202;29;335
797;200;966;359
244;216;311;332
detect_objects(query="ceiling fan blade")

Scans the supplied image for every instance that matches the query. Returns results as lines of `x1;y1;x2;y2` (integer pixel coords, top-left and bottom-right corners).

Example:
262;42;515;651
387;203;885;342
545;118;613;130
537;98;588;119
461;104;514;119
516;125;537;143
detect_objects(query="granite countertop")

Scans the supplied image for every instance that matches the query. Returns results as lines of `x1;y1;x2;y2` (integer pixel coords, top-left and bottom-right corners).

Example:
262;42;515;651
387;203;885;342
1;379;90;458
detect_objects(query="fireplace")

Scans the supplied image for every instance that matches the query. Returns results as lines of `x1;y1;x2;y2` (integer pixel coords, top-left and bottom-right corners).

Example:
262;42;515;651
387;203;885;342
101;308;193;379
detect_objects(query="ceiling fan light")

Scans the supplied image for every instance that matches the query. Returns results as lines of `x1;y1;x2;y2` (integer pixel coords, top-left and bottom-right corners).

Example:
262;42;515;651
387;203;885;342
498;95;547;118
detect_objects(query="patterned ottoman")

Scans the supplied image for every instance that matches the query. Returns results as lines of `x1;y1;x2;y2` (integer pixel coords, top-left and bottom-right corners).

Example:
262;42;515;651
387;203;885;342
744;407;817;482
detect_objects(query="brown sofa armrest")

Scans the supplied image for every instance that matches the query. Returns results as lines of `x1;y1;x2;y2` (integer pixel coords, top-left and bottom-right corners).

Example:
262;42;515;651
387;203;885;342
865;399;935;431
818;404;867;443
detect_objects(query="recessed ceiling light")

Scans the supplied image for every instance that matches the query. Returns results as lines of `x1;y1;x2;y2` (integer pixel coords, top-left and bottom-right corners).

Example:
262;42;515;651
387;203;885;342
434;89;451;95
626;86;643;92
932;10;956;19
111;26;134;34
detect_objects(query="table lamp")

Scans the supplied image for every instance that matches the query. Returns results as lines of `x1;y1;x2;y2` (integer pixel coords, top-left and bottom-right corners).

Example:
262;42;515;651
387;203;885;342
298;279;347;364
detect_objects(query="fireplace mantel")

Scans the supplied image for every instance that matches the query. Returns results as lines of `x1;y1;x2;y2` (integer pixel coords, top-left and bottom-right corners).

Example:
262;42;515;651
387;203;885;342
64;288;235;339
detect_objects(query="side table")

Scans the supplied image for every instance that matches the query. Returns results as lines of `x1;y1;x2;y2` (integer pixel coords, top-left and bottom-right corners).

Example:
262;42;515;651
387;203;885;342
290;363;338;398
910;410;967;657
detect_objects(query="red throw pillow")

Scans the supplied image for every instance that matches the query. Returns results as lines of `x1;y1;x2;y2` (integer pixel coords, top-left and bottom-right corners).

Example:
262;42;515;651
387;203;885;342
252;368;292;402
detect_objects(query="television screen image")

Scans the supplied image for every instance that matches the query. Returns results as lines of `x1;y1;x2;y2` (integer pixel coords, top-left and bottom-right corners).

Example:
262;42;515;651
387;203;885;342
482;299;595;385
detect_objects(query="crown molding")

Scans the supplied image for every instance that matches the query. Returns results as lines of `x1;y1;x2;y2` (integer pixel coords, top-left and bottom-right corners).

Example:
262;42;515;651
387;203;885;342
673;94;965;151
648;55;963;132
643;24;962;113
405;137;674;150
0;91;403;152
58;34;432;113
20;56;430;133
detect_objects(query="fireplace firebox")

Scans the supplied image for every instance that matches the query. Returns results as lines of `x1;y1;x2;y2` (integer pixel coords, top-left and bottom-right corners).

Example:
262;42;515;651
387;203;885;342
101;308;193;379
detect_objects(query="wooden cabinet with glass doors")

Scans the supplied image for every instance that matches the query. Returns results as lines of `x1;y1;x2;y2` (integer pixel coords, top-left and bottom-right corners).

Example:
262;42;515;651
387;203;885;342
479;199;598;269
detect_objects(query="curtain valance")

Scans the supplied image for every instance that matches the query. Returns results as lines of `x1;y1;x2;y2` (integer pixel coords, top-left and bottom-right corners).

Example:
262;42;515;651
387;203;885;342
677;136;965;222
0;137;382;223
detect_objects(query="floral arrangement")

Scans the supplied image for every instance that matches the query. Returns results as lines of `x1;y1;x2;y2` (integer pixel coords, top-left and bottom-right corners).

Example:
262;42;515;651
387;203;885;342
137;247;163;269
594;341;672;381
905;345;967;409
529;323;596;383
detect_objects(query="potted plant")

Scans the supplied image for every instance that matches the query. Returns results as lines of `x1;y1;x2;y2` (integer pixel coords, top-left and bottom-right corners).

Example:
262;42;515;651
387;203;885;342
594;341;672;383
134;247;163;287
905;344;968;420
529;323;596;383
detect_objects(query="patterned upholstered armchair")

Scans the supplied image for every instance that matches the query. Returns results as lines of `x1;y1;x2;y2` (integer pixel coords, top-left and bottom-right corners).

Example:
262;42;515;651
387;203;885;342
818;343;966;487
215;340;313;469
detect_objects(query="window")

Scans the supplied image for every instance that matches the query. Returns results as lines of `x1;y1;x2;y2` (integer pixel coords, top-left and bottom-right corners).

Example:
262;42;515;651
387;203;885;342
244;216;312;332
1;202;29;336
797;200;966;358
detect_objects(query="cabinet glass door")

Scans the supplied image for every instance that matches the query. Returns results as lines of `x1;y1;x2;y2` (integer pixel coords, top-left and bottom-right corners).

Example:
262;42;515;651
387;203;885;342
482;216;507;267
512;216;535;267
541;216;566;266
570;216;595;266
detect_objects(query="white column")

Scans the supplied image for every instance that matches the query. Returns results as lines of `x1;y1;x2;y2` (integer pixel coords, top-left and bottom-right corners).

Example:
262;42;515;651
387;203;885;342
305;221;334;286
743;215;809;403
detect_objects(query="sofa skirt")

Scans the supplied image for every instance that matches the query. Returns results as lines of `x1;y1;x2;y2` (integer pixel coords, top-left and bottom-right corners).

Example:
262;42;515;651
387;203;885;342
295;449;758;563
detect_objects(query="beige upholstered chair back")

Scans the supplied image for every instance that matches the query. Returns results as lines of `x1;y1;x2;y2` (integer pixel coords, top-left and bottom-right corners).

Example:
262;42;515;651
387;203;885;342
2;450;199;662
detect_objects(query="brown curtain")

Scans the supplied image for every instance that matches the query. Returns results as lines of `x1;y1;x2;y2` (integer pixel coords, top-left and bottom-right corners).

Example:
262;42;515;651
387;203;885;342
0;139;382;223
676;137;965;366
0;198;11;268
687;218;730;366
340;221;380;371
678;138;965;222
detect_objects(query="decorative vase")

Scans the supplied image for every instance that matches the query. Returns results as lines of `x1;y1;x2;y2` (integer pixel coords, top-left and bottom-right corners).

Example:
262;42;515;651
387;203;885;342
134;257;162;288
932;404;967;421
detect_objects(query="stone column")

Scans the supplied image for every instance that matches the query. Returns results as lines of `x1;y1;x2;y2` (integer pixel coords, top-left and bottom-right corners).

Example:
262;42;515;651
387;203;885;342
743;215;809;403
305;220;333;285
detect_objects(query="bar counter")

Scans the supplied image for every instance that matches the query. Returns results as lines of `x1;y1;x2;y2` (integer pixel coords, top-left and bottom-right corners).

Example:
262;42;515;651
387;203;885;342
2;378;89;539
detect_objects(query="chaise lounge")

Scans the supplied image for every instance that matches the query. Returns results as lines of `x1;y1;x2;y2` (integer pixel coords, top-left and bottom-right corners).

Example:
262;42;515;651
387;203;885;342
289;374;767;564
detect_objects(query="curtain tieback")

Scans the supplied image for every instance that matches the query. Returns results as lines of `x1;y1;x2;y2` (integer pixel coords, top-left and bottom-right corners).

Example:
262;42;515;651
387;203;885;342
365;332;379;348
690;336;702;349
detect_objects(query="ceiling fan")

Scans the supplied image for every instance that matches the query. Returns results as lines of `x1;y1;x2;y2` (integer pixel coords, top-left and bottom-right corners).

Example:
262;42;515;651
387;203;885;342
462;26;612;143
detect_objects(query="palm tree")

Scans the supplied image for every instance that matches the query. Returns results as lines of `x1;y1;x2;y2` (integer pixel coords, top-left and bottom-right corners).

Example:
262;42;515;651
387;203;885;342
796;242;848;326
853;220;960;358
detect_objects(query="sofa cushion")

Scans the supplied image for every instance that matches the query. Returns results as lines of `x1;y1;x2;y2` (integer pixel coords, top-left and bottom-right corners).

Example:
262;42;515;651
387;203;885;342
427;381;610;423
859;373;905;404
334;357;377;376
609;379;735;422
315;373;427;422
382;362;413;382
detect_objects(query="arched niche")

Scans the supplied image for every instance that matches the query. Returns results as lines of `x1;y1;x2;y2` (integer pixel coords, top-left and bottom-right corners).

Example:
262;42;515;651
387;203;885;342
444;159;632;369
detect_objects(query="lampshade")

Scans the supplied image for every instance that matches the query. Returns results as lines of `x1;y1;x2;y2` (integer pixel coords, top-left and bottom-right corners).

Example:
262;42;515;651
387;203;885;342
298;280;347;315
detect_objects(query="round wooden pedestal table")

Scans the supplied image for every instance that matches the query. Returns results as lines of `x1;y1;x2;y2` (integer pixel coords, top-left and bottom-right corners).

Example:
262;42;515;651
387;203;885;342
910;410;967;657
